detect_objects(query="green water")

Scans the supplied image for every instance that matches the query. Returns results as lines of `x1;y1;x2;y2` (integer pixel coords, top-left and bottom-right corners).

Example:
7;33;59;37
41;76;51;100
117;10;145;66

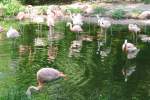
0;19;150;100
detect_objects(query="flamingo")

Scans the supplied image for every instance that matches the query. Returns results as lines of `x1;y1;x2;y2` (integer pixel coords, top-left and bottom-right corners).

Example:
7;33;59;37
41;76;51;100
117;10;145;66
0;26;4;32
16;12;26;21
128;24;140;43
67;10;83;26
6;27;20;38
122;40;140;59
122;66;136;82
47;12;56;40
97;15;111;43
82;5;94;34
66;22;83;40
82;5;94;16
32;15;45;36
26;68;66;96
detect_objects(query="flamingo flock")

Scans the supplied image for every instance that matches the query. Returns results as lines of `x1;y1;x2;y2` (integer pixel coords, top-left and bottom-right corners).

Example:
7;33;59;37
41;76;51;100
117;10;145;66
1;3;149;97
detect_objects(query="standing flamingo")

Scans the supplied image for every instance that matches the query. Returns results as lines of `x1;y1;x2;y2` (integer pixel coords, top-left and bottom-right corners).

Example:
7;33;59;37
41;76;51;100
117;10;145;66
0;26;4;32
67;10;83;26
66;22;83;40
128;24;140;43
26;68;66;96
82;5;94;34
122;40;140;59
47;12;56;40
97;15;111;43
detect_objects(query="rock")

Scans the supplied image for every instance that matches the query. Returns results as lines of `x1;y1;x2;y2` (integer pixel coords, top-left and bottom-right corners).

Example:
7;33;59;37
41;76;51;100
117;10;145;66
138;11;150;19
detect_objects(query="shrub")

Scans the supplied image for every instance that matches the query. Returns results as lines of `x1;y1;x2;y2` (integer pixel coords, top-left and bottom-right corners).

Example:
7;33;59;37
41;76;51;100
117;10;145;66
3;3;25;16
143;0;150;4
112;9;125;19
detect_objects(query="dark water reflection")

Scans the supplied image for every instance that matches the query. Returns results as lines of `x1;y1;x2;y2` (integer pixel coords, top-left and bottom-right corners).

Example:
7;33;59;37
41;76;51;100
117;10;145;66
0;19;150;100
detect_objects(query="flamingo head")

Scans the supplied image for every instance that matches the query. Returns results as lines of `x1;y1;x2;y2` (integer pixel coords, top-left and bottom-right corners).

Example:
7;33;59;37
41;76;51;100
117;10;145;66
123;39;128;53
66;22;72;27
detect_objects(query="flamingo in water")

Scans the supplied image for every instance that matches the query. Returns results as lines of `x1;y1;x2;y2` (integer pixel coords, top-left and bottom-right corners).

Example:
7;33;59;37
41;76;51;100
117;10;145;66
122;40;140;59
26;68;66;96
128;24;140;43
97;15;111;43
66;22;83;40
0;26;4;32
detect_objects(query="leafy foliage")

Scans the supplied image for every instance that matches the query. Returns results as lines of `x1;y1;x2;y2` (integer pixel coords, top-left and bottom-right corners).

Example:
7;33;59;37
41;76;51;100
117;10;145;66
2;2;25;16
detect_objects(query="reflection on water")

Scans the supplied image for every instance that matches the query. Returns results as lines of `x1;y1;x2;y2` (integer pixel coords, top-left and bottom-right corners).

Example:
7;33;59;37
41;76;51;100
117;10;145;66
0;19;150;100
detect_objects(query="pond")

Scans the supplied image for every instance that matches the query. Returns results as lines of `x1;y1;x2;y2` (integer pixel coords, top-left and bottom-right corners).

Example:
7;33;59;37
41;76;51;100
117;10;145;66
0;18;150;100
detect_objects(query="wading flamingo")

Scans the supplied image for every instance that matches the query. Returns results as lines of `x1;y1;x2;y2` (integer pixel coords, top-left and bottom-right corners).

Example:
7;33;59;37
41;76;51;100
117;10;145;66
122;40;140;59
66;22;83;40
0;26;4;32
26;68;66;96
128;24;140;43
97;15;111;43
67;10;83;26
47;11;56;39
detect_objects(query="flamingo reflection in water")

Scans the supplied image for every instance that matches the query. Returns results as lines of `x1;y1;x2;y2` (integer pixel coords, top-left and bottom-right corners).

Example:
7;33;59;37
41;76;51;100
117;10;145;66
122;65;136;82
26;68;66;97
96;34;112;61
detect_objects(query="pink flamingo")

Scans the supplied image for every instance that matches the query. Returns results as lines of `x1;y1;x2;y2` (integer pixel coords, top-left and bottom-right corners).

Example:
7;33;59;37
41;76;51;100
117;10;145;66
26;68;66;96
66;22;83;40
0;26;4;32
47;12;56;38
16;12;26;21
128;24;140;43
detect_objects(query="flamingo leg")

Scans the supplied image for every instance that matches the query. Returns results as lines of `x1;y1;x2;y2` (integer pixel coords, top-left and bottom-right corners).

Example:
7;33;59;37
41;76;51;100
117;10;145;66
105;29;107;44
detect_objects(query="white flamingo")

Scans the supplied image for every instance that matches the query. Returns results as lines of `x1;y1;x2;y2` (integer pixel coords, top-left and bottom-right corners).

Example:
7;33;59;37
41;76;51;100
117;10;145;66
122;40;140;59
97;15;111;43
67;10;83;26
47;12;56;40
66;22;83;40
6;27;20;38
128;24;140;43
26;68;66;96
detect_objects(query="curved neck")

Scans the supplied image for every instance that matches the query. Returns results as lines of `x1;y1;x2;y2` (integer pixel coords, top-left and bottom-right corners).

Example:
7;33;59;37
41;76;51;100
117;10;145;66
69;23;73;30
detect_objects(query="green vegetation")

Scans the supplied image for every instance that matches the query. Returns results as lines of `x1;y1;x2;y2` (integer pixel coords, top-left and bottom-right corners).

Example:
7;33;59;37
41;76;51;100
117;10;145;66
94;7;107;15
112;9;125;19
143;0;150;4
3;3;24;16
